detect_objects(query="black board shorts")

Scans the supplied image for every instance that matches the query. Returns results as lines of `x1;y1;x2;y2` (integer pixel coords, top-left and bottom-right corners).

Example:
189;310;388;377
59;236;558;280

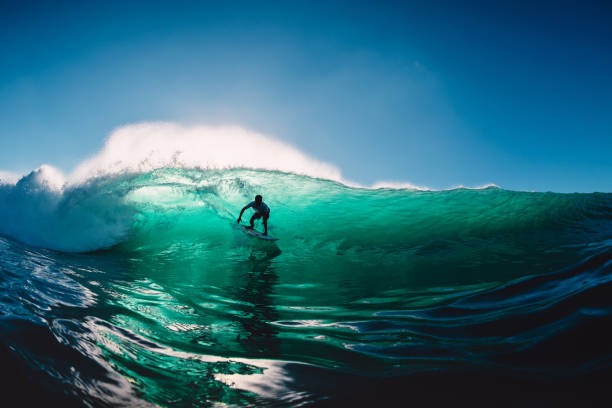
253;211;270;221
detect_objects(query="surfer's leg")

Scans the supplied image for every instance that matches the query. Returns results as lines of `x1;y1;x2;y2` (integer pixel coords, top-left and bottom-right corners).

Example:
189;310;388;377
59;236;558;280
263;213;269;235
248;213;261;229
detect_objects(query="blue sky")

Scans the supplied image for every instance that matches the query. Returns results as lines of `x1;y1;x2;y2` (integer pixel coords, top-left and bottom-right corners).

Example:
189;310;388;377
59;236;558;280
0;0;610;192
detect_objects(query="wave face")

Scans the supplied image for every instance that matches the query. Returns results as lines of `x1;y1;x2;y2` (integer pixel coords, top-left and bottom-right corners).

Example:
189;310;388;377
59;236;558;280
1;167;611;406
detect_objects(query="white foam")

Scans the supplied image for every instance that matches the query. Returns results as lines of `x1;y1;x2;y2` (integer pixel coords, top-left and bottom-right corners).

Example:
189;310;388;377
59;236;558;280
0;165;132;252
370;180;432;191
0;170;22;185
368;181;500;191
69;122;342;184
5;122;439;190
18;165;66;191
447;183;500;190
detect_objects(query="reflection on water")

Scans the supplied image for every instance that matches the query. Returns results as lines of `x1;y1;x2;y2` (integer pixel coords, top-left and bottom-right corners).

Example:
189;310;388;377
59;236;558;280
81;239;297;406
232;245;282;357
2;228;612;406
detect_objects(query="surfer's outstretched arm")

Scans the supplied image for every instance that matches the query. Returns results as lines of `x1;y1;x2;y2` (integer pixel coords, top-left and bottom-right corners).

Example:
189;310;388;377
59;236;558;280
237;207;246;223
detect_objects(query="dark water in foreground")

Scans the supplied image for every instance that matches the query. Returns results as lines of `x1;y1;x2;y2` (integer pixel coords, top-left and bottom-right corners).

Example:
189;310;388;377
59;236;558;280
1;168;611;406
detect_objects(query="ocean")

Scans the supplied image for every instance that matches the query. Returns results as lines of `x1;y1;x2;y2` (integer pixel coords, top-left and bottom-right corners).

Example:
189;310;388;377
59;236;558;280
1;165;611;406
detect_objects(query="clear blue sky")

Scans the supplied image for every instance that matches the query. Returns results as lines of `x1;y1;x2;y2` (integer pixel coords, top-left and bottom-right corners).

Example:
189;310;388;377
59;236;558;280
1;0;610;192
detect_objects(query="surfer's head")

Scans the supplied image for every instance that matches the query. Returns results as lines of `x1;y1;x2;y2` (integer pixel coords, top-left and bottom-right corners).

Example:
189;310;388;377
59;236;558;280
255;195;262;204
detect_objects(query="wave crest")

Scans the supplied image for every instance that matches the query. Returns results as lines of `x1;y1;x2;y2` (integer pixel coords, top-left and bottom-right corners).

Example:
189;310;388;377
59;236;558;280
70;122;342;184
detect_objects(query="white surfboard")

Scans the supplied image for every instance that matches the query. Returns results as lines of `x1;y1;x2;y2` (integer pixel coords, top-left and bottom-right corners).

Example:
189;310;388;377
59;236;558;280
239;225;278;241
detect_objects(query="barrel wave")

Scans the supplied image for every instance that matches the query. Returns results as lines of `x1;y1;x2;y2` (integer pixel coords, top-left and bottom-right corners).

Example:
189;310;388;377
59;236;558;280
1;145;612;405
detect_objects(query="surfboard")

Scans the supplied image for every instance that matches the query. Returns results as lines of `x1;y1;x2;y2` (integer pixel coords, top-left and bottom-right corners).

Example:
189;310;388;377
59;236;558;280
239;225;278;241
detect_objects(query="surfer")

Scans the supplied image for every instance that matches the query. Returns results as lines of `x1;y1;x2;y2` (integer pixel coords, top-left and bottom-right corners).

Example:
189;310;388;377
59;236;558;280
237;195;270;235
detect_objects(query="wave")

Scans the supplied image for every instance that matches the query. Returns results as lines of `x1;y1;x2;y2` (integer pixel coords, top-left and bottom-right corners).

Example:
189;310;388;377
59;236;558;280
0;122;610;256
0;123;610;406
0;121;340;252
0;165;609;260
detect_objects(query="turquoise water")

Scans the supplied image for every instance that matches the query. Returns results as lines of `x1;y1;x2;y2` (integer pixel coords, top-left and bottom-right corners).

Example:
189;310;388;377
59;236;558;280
1;168;611;406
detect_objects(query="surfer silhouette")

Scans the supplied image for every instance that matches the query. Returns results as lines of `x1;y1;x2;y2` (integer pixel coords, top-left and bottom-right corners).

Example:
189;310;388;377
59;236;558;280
237;195;270;235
